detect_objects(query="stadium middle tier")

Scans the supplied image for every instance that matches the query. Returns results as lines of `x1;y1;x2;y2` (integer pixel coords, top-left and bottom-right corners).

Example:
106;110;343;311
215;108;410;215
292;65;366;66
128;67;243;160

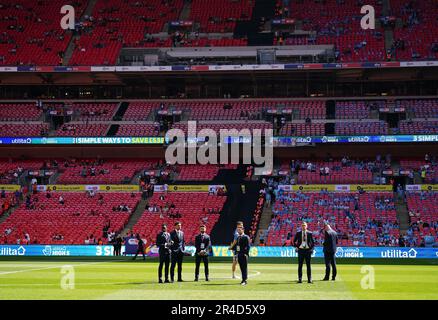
263;192;400;247
0;159;44;184
291;160;374;184
399;158;438;184
55;159;159;184
0;192;141;244
0;103;43;121
0;158;240;184
175;164;237;181
132;192;227;245
0;98;436;137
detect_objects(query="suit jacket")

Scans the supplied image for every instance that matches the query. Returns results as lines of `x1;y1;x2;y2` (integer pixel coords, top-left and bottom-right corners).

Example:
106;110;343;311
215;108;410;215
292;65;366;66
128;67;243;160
156;231;172;255
195;233;211;254
293;230;315;251
323;229;338;254
170;229;185;253
231;234;250;255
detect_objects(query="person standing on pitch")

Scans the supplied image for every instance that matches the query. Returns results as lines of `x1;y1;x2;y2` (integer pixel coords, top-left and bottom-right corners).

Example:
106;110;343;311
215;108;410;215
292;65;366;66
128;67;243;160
293;221;314;283
229;221;244;279
230;226;250;286
132;233;146;261
322;223;338;281
170;221;185;282
114;234;123;256
194;225;211;282
157;224;172;283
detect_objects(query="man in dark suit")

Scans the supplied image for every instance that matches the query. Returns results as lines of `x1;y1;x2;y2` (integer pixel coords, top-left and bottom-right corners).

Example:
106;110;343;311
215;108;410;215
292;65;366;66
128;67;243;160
230;226;250;286
132;233;146;261
170;221;185;282
194;225;211;282
293;221;315;283
156;224;172;283
322;223;338;281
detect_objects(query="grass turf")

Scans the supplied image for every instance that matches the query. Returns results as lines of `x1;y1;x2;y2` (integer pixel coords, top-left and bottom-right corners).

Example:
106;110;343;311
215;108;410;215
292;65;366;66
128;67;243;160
0;260;436;300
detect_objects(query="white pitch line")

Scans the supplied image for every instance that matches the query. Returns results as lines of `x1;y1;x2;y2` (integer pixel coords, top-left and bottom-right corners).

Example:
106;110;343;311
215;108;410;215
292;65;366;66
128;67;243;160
226;270;261;280
0;262;102;276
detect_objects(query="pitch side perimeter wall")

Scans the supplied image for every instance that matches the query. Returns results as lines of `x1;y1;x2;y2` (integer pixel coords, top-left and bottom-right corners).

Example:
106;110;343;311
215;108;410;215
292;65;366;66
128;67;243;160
0;245;436;259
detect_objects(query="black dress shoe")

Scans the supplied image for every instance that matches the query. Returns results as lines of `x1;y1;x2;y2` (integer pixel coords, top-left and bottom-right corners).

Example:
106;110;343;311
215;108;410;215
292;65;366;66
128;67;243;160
205;277;209;282
177;279;183;282
159;279;163;284
322;278;329;281
297;279;302;283
194;278;198;282
164;280;170;283
308;280;313;284
331;278;336;281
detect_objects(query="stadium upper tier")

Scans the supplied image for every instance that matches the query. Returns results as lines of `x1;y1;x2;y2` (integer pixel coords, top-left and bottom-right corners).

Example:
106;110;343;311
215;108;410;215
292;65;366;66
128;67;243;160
0;98;437;137
0;0;437;66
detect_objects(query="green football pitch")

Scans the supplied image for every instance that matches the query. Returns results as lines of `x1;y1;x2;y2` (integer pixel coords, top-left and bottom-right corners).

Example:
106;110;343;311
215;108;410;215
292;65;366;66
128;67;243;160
0;259;437;300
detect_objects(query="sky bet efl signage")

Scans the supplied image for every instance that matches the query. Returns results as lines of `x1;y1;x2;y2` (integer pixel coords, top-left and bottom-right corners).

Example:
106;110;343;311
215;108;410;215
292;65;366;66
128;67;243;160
0;245;436;258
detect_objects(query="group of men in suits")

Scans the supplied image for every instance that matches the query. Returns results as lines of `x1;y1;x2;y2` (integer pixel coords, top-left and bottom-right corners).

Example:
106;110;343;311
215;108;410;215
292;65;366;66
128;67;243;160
153;219;337;285
293;221;338;283
156;222;211;283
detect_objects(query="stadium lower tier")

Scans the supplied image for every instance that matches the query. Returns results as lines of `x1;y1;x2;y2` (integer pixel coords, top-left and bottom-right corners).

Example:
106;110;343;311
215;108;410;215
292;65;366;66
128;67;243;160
262;192;401;247
132;192;227;245
1;192;140;245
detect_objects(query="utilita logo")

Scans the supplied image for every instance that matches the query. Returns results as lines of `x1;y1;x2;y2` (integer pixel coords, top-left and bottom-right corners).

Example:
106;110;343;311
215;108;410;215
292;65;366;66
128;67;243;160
381;248;417;259
0;246;26;256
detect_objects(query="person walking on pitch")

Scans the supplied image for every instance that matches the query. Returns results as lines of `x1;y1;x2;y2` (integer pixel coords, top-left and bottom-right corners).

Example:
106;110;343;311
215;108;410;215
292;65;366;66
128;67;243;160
132;233;146;261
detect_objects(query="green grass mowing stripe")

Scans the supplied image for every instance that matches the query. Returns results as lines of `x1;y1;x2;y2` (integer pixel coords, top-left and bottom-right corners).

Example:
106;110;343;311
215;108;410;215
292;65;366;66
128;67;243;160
0;261;436;300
